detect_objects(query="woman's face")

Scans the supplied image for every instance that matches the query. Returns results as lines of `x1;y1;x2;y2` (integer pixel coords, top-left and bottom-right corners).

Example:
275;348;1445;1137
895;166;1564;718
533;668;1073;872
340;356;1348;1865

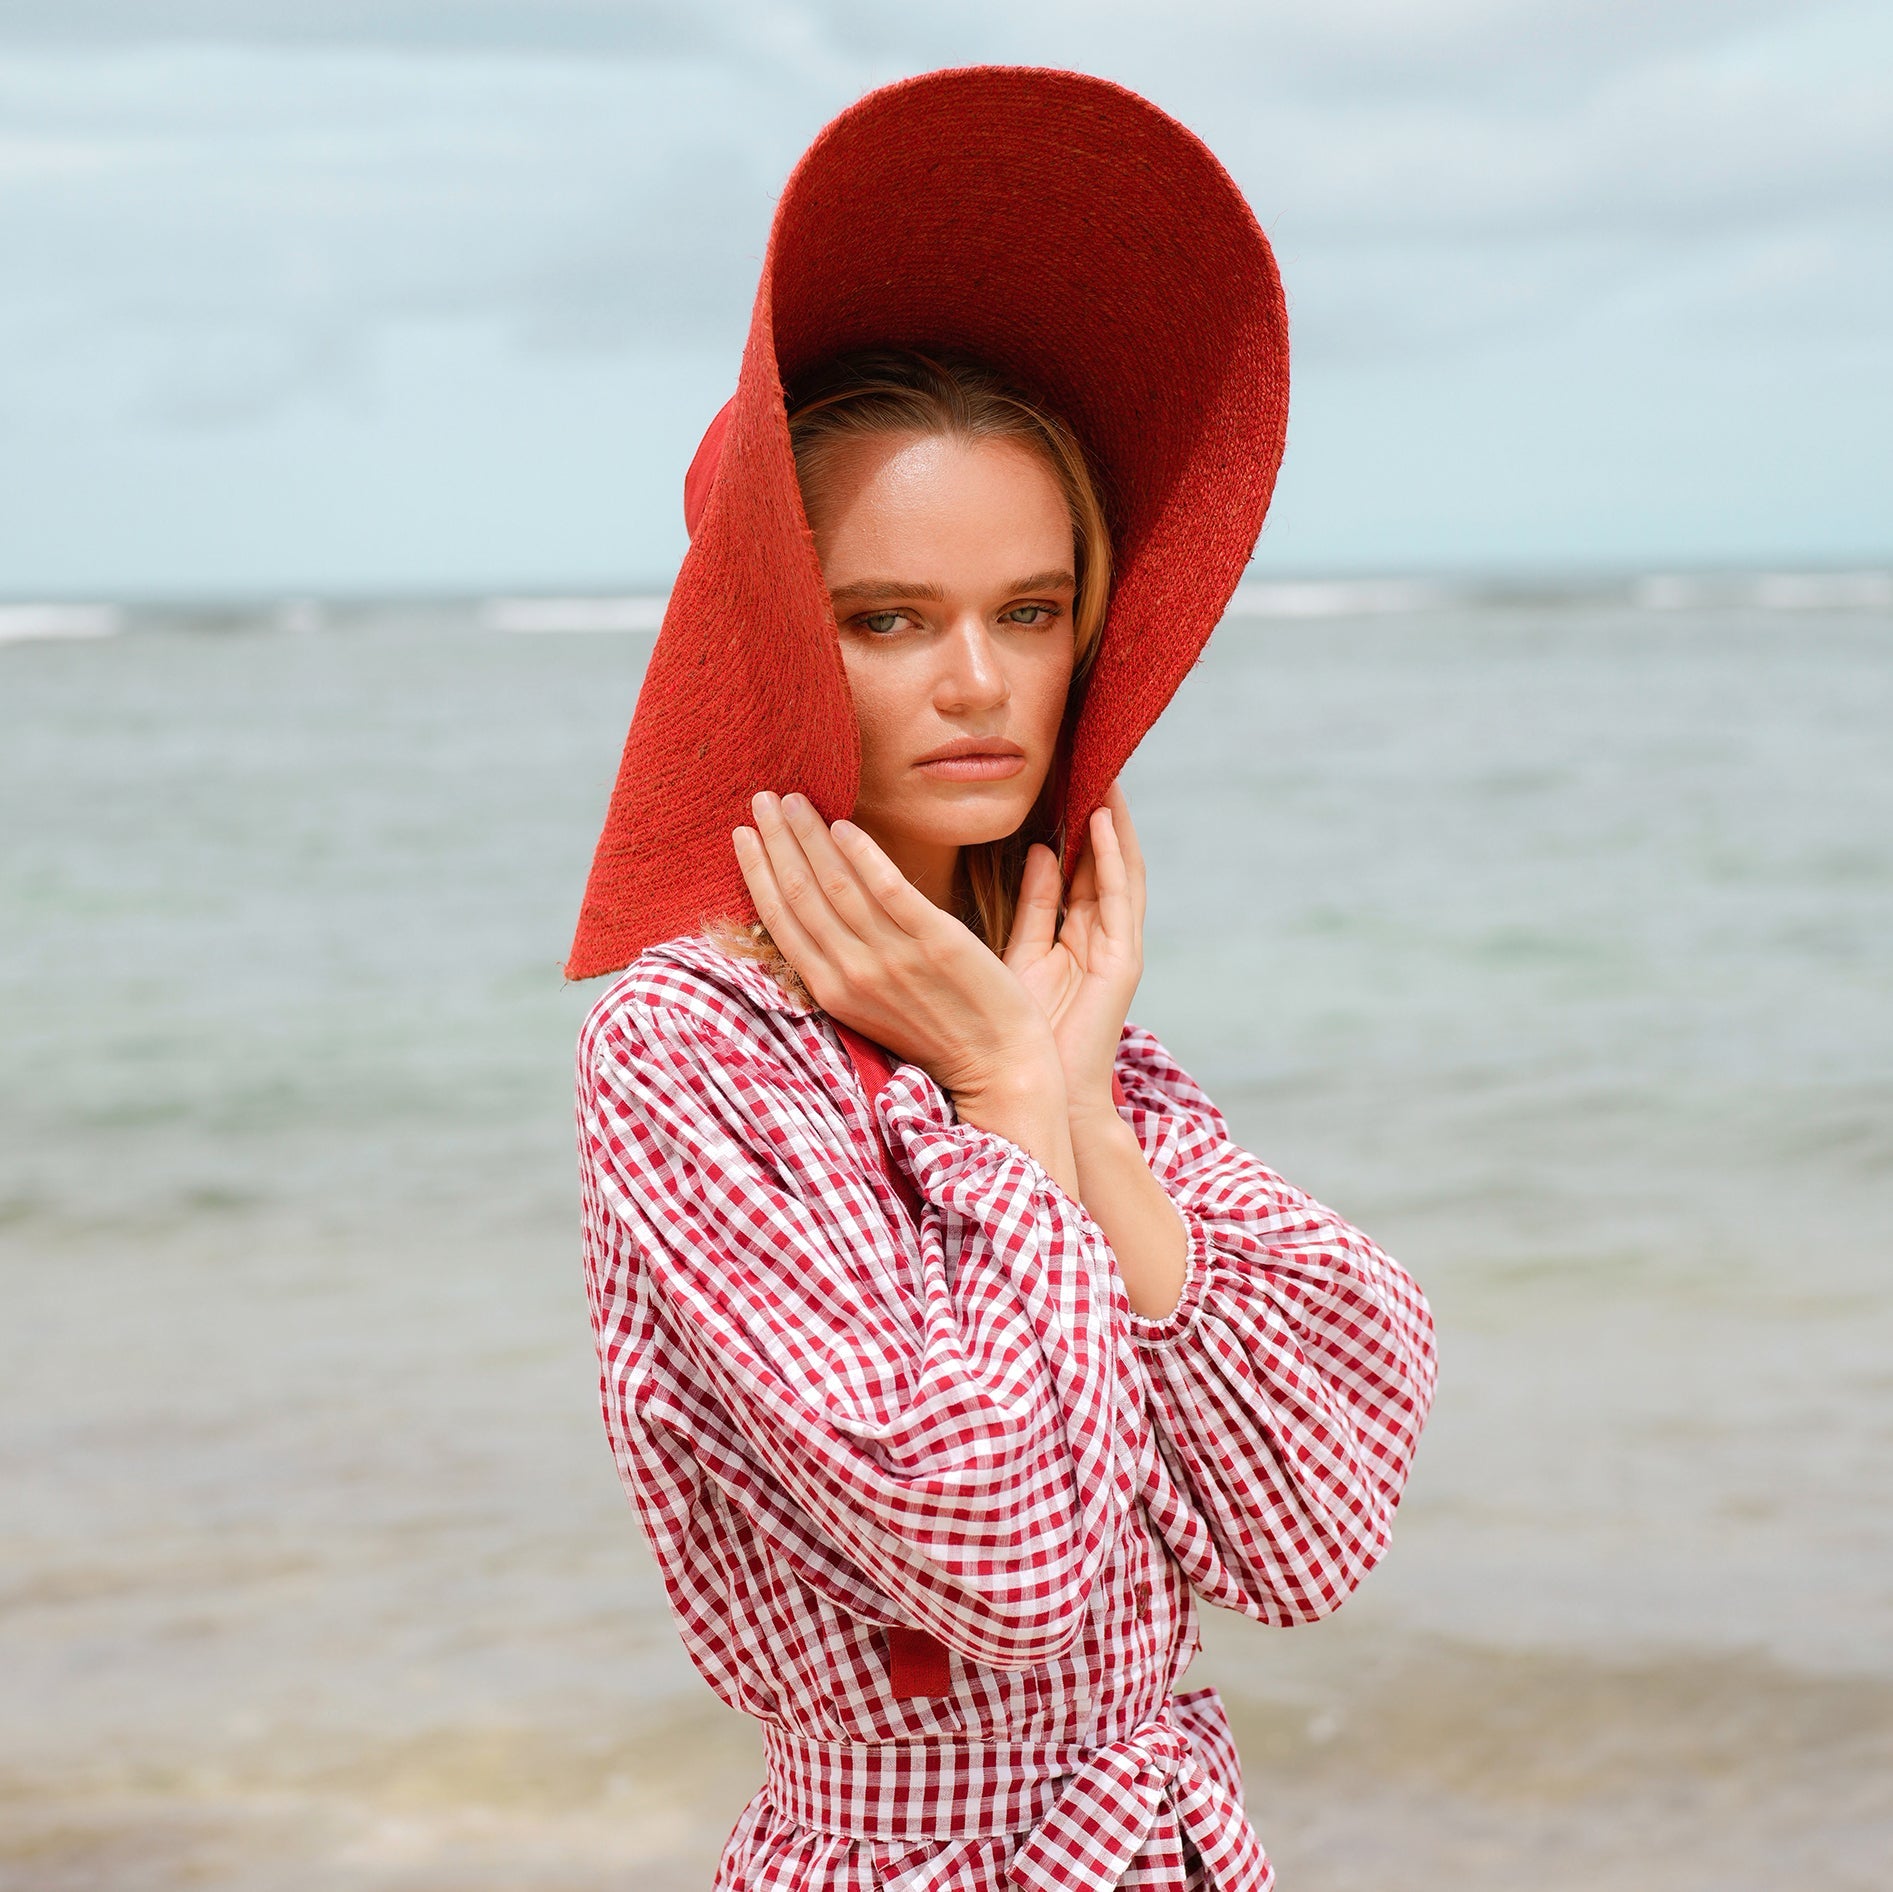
805;430;1077;906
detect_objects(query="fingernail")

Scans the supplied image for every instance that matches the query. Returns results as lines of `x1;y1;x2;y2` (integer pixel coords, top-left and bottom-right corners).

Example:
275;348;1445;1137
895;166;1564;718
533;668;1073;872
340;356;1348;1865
783;791;809;815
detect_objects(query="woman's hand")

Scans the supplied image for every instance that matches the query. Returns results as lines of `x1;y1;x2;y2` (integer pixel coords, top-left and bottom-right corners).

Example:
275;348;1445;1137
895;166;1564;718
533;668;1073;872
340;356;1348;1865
1004;783;1183;1318
1004;780;1145;1120
731;790;1059;1111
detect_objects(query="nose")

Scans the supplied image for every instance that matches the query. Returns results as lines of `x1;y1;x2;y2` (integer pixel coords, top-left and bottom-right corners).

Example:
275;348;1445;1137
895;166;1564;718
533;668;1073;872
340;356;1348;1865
933;608;1009;714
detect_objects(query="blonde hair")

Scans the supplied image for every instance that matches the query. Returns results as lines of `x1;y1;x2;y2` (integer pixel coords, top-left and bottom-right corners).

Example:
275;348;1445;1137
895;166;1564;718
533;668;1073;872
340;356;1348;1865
707;348;1113;1005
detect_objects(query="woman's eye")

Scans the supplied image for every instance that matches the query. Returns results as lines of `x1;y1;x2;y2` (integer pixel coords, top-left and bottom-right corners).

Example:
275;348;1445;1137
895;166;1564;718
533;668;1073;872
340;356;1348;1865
1003;604;1055;626
859;611;905;634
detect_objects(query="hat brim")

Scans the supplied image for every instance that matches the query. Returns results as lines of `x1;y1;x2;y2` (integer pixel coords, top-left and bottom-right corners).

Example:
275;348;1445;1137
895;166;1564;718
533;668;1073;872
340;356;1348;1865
567;65;1288;981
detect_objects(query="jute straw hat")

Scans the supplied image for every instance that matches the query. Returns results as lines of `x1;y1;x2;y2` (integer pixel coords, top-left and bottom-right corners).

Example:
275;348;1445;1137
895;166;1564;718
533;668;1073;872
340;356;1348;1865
566;65;1289;980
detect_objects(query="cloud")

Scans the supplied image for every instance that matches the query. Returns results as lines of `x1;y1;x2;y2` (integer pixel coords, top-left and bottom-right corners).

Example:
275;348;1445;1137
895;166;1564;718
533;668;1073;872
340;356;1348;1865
0;0;1886;431
0;46;806;425
0;0;1815;77
0;2;716;55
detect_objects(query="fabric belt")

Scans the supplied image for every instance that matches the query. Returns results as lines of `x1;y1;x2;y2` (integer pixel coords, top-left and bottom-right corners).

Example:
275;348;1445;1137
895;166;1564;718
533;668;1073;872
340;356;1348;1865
762;1685;1272;1892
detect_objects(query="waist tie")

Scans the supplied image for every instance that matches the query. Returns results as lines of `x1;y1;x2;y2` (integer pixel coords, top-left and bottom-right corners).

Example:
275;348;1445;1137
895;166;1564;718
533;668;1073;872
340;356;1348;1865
762;1685;1272;1892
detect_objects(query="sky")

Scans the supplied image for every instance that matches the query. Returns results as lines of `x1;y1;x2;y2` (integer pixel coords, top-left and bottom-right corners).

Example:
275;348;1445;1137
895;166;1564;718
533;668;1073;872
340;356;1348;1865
1;0;1888;597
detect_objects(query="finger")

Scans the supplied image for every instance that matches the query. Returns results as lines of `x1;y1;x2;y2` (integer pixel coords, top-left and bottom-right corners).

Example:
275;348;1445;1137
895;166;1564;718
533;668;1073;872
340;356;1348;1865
731;823;829;983
828;818;959;943
1053;823;1103;968
1005;842;1062;964
1100;780;1145;955
1090;805;1136;958
1103;780;1145;896
1065;817;1099;915
750;790;861;964
777;792;899;945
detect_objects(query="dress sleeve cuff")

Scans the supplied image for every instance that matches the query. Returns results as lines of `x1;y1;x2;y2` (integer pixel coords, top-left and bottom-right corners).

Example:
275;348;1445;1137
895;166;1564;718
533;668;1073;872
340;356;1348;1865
875;1057;1047;1208
1126;1209;1216;1349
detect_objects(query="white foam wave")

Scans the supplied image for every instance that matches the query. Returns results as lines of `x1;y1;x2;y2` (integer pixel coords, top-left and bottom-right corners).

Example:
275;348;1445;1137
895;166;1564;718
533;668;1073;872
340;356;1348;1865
0;603;123;644
480;595;668;634
1225;579;1457;618
1632;571;1893;612
1224;570;1893;619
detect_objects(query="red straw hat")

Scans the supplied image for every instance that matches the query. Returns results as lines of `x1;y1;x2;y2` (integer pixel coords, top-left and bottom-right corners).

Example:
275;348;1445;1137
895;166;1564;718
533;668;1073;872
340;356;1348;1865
566;65;1288;981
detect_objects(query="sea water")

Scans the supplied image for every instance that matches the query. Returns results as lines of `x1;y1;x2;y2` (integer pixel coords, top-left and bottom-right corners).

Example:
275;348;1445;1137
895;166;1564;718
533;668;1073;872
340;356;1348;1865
3;590;1889;1888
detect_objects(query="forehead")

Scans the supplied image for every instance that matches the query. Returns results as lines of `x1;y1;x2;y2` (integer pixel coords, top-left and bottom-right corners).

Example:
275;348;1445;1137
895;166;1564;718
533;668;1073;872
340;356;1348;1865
811;433;1073;578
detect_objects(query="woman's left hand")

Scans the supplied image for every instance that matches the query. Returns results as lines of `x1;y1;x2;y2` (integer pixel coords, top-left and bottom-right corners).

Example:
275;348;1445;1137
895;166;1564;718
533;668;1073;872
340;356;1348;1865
1005;780;1145;1118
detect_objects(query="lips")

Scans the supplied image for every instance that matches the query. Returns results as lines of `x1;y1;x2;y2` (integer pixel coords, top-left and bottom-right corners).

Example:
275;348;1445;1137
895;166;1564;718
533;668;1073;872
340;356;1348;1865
913;739;1027;782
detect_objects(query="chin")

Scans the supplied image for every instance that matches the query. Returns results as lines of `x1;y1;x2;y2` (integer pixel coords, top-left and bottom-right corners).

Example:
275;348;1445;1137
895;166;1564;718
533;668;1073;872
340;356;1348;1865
949;817;1030;848
896;789;1038;850
940;795;1042;845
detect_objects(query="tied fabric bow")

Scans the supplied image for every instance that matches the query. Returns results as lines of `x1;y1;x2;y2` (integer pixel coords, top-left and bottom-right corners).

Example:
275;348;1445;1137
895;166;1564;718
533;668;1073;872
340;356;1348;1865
1010;1712;1272;1892
885;1699;1272;1892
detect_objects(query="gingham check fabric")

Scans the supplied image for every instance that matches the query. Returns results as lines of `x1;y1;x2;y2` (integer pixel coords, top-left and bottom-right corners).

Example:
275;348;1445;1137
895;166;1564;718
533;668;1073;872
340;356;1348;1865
762;1686;1268;1892
576;932;1437;1891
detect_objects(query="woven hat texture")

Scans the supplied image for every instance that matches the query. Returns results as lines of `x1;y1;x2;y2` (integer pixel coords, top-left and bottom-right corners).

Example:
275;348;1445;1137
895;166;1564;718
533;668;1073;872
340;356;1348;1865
567;64;1289;980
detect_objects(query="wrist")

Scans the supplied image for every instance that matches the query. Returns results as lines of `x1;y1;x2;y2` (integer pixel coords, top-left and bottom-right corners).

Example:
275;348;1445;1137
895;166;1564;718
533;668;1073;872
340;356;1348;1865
1075;1106;1128;1159
947;1054;1079;1200
946;1025;1063;1106
950;1048;1066;1114
1067;1088;1128;1136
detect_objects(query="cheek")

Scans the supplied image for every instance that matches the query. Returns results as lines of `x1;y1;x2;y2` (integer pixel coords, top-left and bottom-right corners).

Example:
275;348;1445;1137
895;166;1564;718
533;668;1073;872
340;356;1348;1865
839;652;906;768
1016;640;1077;735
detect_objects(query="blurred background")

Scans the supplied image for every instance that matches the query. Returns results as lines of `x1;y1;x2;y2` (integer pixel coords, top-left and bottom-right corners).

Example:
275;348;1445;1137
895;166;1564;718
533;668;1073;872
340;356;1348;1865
2;5;1889;1889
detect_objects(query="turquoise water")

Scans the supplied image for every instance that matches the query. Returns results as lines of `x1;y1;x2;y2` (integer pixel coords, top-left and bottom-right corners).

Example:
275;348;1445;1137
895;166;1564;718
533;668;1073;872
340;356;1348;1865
3;596;1890;1887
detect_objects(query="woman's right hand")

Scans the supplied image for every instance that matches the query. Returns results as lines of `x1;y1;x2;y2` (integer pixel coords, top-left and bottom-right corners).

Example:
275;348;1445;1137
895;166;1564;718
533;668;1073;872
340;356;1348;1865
731;790;1062;1113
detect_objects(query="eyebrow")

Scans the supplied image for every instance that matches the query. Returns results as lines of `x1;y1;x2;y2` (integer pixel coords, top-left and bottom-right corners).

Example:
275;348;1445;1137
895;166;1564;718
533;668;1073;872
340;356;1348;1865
828;570;1077;607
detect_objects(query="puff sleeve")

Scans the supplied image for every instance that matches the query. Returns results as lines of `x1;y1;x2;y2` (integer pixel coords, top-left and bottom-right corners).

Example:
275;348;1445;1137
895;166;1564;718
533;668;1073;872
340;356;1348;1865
577;988;1151;1670
1109;1022;1438;1625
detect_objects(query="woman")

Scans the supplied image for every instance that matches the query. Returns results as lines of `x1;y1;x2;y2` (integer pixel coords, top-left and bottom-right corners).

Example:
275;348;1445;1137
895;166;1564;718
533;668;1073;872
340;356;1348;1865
571;69;1436;1892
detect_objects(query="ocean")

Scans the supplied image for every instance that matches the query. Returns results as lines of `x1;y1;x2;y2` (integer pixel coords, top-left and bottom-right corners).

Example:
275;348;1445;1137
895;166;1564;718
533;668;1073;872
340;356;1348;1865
3;581;1890;1888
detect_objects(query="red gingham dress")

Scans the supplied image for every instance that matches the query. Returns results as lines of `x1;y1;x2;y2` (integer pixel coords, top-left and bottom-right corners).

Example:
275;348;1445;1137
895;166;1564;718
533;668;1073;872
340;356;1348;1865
576;932;1437;1891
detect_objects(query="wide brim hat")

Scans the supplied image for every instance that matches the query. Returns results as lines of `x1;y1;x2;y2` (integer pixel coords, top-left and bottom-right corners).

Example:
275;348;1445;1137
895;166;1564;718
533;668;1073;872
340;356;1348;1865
566;64;1288;981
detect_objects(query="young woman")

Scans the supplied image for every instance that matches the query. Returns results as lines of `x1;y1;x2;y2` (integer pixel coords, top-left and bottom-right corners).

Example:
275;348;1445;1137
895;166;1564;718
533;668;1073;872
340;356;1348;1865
571;70;1436;1892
